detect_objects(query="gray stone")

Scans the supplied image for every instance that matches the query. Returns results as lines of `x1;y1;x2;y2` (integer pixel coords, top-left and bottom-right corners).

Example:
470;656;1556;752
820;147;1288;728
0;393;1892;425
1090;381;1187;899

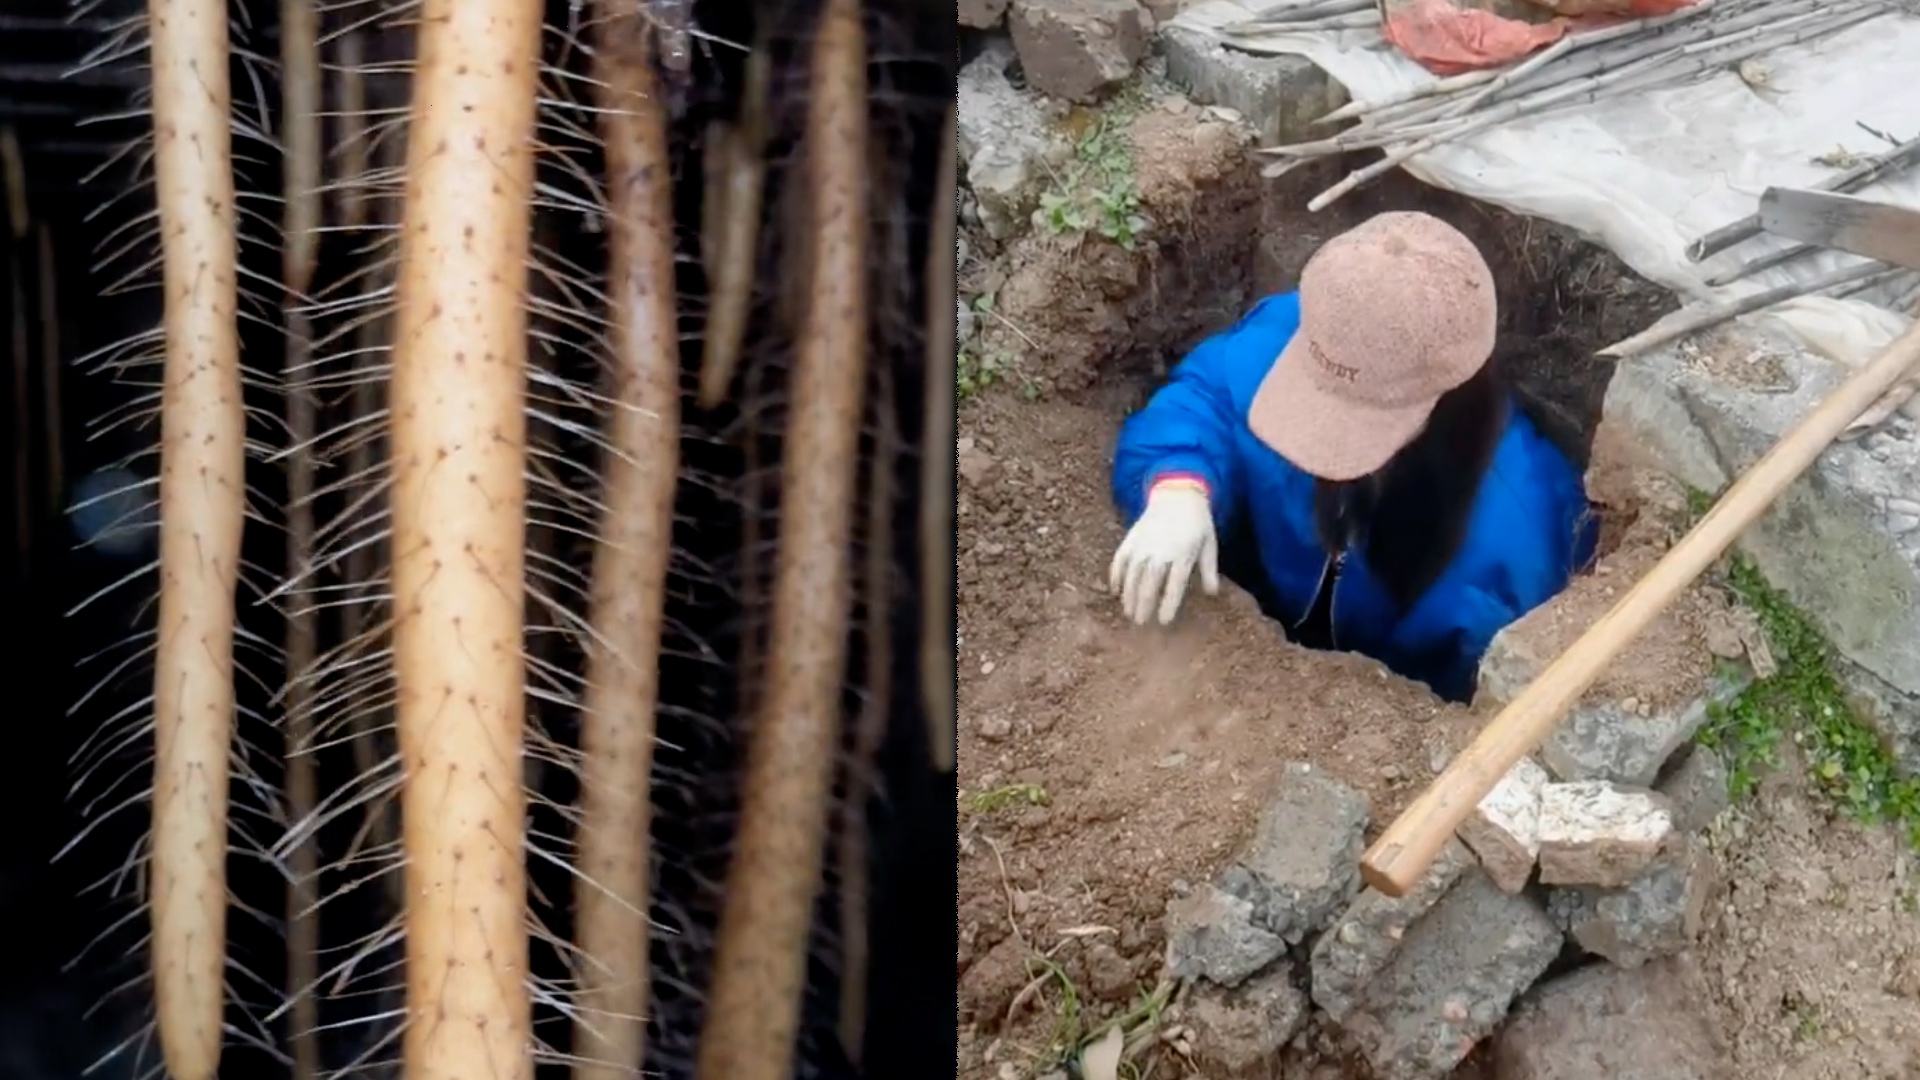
1185;969;1310;1077
1601;319;1920;773
1655;743;1730;833
1330;872;1564;1080
957;43;1072;241
1218;762;1370;944
1165;883;1286;987
1480;626;1749;786
1487;954;1734;1080
960;0;1010;29
1159;16;1350;146
1547;841;1716;969
1308;839;1475;1021
958;296;976;347
1009;0;1153;104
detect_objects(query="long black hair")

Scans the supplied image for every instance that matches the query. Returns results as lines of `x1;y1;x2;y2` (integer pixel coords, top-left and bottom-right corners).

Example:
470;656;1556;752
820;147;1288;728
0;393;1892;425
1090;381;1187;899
1311;361;1510;614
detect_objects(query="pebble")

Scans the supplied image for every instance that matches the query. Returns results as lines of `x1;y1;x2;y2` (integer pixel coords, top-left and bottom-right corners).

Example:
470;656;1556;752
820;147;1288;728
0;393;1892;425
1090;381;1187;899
981;660;997;675
977;715;1012;740
1889;513;1920;534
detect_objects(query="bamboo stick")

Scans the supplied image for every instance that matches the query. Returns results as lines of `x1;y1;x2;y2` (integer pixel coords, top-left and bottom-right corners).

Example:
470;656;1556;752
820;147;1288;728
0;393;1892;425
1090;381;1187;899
1597;258;1887;359
1361;311;1920;897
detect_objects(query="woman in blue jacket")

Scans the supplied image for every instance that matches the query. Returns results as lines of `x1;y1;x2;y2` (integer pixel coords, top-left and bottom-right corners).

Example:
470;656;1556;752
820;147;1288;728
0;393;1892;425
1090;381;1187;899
1109;211;1597;703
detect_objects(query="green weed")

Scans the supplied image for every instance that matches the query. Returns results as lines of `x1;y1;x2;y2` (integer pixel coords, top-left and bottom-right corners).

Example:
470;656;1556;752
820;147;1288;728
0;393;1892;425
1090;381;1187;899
966;782;1050;814
1035;102;1149;251
1686;490;1920;849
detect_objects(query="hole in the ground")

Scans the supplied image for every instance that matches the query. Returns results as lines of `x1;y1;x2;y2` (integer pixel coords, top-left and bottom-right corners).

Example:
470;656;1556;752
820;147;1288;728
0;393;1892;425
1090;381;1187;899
1071;162;1669;701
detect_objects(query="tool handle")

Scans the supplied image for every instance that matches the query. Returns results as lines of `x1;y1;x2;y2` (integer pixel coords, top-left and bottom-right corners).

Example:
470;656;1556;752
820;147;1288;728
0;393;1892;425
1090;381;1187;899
1360;315;1920;897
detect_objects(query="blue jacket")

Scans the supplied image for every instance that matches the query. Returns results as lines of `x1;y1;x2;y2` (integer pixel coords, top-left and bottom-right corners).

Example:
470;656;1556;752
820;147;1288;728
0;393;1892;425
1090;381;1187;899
1112;291;1597;702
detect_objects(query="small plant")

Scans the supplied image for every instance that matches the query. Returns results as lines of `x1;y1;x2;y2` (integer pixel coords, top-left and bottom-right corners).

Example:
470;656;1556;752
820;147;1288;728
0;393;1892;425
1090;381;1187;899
957;345;1013;402
1685;488;1920;850
1035;108;1149;251
966;782;1050;814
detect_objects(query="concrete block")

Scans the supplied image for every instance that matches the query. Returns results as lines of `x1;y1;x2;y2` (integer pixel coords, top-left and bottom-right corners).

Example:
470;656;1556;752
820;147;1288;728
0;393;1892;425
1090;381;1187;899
1458;755;1549;893
1601;319;1920;774
1160;5;1349;146
1329;872;1564;1080
1538;782;1674;888
1218;761;1370;944
1165;883;1286;987
1655;743;1730;834
1309;839;1475;1021
1479;597;1750;788
1549;840;1716;969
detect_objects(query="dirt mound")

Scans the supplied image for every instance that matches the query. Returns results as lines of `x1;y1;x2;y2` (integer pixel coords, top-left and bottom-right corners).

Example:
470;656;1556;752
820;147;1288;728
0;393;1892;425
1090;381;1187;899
956;388;1477;1075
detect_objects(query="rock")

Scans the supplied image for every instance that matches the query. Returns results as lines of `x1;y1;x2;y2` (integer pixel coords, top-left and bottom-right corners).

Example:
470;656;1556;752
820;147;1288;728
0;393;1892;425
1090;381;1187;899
1487;954;1734;1080
1309;839;1476;1021
958;437;999;488
958;43;1072;241
958;296;976;347
1548;840;1715;969
1008;0;1152;104
1479;616;1748;787
1165;884;1287;987
1217;762;1370;944
1654;743;1730;833
1084;942;1137;1001
1536;783;1674;888
960;0;1011;29
1601;319;1920;773
1327;872;1563;1080
1186;971;1310;1077
1458;756;1549;894
1159;2;1351;145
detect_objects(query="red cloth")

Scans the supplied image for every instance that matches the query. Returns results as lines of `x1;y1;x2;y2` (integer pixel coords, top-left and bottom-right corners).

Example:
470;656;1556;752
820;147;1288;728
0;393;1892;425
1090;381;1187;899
1380;0;1701;75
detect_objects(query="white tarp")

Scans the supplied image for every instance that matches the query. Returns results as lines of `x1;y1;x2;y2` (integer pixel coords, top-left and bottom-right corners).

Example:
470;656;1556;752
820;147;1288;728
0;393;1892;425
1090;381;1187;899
1169;0;1920;367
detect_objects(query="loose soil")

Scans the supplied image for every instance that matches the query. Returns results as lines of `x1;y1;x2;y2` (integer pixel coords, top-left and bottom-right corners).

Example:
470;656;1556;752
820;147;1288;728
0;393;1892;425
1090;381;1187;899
957;89;1920;1080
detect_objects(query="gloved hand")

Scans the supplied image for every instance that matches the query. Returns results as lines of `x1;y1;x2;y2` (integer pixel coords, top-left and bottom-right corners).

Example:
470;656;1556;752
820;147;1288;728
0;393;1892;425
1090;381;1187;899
1108;477;1220;626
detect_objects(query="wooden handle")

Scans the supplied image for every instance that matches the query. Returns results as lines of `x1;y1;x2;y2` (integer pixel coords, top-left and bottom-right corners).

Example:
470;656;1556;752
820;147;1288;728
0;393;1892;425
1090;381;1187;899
1361;315;1920;897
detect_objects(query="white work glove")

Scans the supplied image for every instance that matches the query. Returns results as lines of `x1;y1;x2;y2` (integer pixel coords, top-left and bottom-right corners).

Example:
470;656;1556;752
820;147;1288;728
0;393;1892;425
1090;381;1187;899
1108;478;1220;626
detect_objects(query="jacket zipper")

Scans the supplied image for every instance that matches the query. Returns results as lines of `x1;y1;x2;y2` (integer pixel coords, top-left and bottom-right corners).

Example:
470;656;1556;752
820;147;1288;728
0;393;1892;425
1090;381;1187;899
1294;549;1346;650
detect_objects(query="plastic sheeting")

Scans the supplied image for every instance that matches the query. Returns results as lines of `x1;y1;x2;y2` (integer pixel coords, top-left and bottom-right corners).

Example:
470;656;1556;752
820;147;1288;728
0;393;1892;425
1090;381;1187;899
1169;0;1920;369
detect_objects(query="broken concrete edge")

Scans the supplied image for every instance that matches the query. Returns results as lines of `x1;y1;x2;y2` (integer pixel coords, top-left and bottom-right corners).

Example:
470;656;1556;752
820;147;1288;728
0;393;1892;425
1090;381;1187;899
1546;837;1718;970
1458;756;1549;894
1157;21;1351;147
1536;782;1676;889
1161;759;1731;1079
1601;317;1920;795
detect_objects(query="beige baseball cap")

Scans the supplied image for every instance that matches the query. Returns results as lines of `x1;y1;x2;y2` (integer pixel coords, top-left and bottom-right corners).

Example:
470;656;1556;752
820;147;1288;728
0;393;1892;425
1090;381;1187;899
1249;211;1498;481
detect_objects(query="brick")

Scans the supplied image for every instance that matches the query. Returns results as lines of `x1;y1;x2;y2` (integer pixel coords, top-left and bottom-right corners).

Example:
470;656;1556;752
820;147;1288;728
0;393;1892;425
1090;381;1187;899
1458;756;1549;893
1537;782;1675;888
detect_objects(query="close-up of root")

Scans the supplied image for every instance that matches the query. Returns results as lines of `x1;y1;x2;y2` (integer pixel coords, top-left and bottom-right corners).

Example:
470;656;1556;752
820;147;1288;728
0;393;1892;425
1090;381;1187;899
0;0;954;1078
146;0;245;1076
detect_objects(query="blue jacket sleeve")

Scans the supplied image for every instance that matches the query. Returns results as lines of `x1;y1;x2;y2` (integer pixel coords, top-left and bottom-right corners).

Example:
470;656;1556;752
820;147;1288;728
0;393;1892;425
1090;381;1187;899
1110;293;1301;529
